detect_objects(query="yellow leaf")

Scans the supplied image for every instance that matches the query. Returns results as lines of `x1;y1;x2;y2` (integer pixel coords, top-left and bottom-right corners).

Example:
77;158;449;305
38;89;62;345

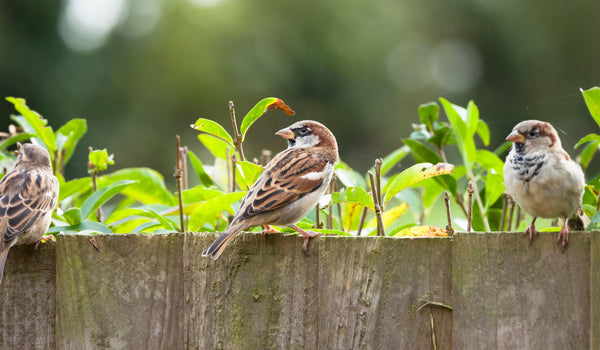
395;225;449;237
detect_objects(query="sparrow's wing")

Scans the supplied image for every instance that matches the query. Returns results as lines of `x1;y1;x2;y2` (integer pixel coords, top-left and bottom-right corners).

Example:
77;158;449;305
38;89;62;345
235;148;330;221
0;169;58;243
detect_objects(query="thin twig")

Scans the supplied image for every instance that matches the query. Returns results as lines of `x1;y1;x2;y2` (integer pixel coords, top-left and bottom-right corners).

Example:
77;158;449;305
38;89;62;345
467;181;474;232
174;136;185;233
357;207;368;236
231;154;237;193
499;193;508;231
468;176;490;231
229;101;245;161
88;147;103;222
444;192;454;236
369;170;385;236
515;206;522;229
507;196;515;231
418;299;453;312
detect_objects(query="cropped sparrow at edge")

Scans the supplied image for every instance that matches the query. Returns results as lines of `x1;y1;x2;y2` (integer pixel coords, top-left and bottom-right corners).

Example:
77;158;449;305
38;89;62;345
503;120;585;248
0;143;59;283
202;120;338;260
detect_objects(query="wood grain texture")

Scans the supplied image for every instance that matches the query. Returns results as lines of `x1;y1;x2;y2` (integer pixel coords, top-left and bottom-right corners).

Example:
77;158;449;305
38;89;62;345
0;240;56;350
56;234;185;350
453;231;591;350
185;233;453;350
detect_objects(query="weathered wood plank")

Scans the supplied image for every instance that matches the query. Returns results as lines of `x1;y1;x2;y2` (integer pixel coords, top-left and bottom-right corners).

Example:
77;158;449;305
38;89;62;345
56;234;185;350
317;236;453;350
0;241;56;350
185;233;453;350
185;232;321;350
453;231;591;350
592;232;600;349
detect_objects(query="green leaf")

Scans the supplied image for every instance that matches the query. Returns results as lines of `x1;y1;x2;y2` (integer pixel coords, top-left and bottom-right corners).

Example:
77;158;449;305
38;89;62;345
477;120;490;146
47;221;113;234
574;133;600;149
380;145;410;177
6;97;56;153
80;180;138;220
334;161;367;188
56;119;87;165
418;102;439;126
188;191;246;231
383;163;454;206
198;133;233;160
580;141;599;171
99;168;176;205
331;187;375;211
144;208;178;231
59;177;93;202
187;150;214;187
235;161;264;190
0;133;35;151
581;87;600;128
62;207;82;226
466;100;479;136
239;97;295;141
484;172;504;209
440;98;476;170
403;138;442;163
182;186;223;204
476;149;504;174
88;149;114;173
190;118;234;146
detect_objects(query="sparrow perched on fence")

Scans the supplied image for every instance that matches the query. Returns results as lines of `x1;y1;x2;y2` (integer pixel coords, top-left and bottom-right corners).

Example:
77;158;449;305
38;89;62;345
503;120;585;248
203;120;338;260
0;143;59;283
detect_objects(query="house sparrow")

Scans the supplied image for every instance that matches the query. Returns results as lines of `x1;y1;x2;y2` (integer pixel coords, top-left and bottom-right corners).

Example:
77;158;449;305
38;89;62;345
504;120;585;248
202;120;338;260
0;143;59;283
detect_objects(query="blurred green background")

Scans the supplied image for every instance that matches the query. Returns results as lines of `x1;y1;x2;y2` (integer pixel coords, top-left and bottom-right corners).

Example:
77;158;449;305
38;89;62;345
2;0;599;183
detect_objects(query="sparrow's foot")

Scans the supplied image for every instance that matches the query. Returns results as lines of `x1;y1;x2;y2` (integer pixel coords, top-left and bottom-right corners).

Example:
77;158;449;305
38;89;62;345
261;225;280;236
34;235;56;250
557;219;569;250
525;218;538;245
289;224;322;255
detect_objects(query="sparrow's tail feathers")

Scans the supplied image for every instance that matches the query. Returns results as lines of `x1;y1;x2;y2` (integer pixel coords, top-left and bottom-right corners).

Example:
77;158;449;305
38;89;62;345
202;224;244;260
0;249;9;285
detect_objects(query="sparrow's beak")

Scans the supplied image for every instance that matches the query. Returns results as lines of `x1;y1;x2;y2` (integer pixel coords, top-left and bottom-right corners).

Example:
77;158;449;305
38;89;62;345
506;131;525;143
275;127;295;140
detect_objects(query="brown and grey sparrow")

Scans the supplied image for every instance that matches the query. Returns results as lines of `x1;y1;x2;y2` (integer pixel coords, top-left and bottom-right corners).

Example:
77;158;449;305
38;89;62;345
203;120;338;260
0;143;59;283
504;120;585;248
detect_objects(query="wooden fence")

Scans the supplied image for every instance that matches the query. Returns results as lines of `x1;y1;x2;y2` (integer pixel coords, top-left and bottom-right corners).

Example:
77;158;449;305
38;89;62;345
0;231;597;349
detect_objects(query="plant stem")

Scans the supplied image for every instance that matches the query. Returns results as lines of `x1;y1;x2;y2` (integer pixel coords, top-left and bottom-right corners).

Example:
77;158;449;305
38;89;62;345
357;206;368;236
174;135;186;233
467;181;474;232
507;196;515;231
467;174;490;231
229;101;245;162
499;194;508;231
444;191;454;236
231;154;237;193
88;147;103;222
368;170;385;236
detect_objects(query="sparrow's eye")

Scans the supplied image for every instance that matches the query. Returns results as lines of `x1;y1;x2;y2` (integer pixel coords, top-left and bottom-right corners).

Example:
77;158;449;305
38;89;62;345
529;129;538;138
297;126;309;136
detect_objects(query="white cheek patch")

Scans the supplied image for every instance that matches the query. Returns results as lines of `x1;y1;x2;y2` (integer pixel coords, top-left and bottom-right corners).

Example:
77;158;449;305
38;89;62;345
294;134;319;148
301;163;333;180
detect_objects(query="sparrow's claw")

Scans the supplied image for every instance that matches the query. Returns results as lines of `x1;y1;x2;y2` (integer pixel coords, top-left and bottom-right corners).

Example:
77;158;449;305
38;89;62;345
290;224;322;255
558;220;569;250
525;219;538;245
